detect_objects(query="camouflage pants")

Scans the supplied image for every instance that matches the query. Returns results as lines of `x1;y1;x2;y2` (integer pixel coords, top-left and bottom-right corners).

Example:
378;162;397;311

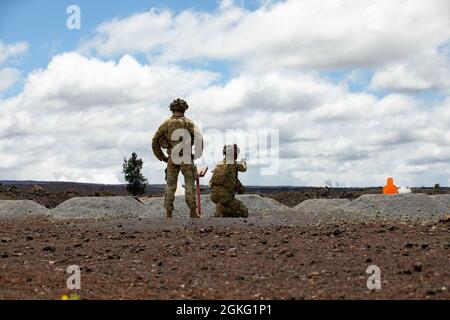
210;188;248;218
164;159;197;213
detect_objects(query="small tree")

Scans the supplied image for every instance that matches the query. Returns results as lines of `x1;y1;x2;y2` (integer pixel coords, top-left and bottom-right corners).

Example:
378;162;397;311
122;152;148;196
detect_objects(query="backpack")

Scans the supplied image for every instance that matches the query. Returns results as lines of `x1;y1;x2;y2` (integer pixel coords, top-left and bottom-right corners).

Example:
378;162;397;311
166;117;194;148
210;163;228;187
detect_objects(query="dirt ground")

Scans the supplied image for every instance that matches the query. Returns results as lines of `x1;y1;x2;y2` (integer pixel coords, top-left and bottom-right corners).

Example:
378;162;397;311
0;217;449;300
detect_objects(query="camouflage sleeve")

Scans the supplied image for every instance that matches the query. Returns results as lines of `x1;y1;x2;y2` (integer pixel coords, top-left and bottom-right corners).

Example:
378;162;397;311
236;179;245;194
152;123;168;162
236;162;247;172
193;124;203;160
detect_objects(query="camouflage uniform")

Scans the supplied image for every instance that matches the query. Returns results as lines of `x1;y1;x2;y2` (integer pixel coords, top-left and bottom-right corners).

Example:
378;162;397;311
152;99;202;218
209;151;248;218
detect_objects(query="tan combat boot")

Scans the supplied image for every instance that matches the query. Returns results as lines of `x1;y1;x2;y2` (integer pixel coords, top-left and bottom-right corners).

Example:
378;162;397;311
189;208;201;218
215;203;226;217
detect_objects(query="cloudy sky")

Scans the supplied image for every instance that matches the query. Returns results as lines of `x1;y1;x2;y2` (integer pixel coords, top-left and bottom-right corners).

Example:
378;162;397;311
0;0;449;187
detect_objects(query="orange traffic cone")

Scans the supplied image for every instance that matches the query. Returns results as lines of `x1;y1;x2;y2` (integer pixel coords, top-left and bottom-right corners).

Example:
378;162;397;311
383;177;399;195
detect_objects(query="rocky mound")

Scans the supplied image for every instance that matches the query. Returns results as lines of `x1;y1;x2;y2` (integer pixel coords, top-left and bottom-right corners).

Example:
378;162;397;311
292;199;351;223
51;197;147;220
0;200;50;219
432;195;450;209
140;194;292;218
294;199;350;212
141;195;215;218
238;194;292;213
341;194;448;221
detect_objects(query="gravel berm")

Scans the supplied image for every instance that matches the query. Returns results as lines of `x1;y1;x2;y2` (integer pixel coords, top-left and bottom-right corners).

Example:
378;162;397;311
0;200;50;219
341;194;448;221
51;196;147;220
140;194;292;218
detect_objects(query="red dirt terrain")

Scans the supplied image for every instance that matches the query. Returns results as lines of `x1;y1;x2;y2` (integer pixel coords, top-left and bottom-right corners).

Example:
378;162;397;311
0;217;449;300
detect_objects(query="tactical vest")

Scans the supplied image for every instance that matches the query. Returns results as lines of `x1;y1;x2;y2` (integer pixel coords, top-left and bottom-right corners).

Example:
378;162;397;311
210;162;238;190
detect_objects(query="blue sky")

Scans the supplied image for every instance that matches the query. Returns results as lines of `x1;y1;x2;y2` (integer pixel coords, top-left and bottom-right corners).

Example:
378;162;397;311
0;0;449;186
0;0;223;80
0;0;260;93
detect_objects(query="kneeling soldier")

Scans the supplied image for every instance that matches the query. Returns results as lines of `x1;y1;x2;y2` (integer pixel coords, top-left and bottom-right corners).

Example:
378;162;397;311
209;144;248;218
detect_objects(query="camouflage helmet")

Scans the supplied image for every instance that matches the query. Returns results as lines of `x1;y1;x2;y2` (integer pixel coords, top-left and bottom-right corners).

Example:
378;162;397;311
223;144;240;160
169;98;189;113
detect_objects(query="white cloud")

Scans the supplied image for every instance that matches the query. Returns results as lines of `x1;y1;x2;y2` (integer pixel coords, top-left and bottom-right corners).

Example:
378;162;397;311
0;67;21;93
0;40;28;65
20;52;217;112
81;0;450;70
0;52;449;186
370;49;450;92
0;53;218;183
1;1;450;187
184;73;449;187
0;40;28;94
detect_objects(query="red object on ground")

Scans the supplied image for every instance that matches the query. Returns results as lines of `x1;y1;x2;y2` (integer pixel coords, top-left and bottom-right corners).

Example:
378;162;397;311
196;175;202;216
195;167;208;216
383;177;399;195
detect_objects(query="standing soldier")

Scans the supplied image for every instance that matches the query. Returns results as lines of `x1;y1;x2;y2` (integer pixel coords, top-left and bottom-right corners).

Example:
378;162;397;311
209;144;248;218
152;99;203;218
